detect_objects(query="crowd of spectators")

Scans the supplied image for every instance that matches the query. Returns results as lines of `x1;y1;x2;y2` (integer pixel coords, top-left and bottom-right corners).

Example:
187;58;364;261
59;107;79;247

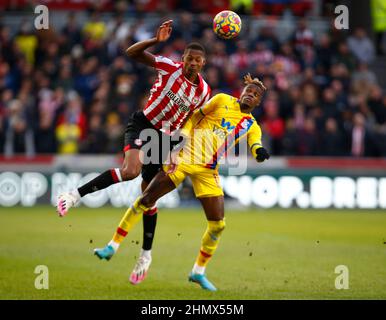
0;7;385;158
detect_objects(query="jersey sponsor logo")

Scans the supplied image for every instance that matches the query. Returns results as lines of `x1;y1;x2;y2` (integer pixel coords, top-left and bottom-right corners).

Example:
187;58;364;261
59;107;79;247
179;105;190;112
221;118;235;131
166;90;190;112
240;118;253;129
213;125;227;139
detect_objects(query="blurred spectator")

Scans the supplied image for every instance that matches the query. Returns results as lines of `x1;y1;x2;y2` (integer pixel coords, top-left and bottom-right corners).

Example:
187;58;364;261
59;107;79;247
3;99;35;157
230;40;250;72
262;98;285;154
301;83;318;109
297;117;318;155
80;114;107;153
132;18;154;42
347;28;375;64
281;118;297;155
257;23;280;53
293;103;305;129
321;87;339;119
74;57;99;104
62;13;82;47
83;11;107;41
272;42;300;77
55;66;75;93
368;85;386;125
333;42;357;73
35;88;63;153
174;12;200;43
106;13;132;43
249;42;274;68
320;118;345;156
349;112;376;157
14;22;38;65
0;26;14;66
105;112;124;153
292;18;314;55
316;33;333;73
351;63;377;87
55;93;87;154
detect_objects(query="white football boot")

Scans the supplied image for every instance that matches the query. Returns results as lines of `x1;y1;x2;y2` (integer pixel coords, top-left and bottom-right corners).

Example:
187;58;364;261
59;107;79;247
57;190;80;217
129;255;152;285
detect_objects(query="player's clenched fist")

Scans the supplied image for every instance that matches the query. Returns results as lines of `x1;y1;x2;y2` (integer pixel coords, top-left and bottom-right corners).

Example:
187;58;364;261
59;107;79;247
156;20;173;42
256;147;270;162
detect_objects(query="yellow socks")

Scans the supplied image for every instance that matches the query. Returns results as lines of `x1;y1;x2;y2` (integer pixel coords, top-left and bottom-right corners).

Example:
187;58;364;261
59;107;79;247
192;219;225;274
110;197;150;248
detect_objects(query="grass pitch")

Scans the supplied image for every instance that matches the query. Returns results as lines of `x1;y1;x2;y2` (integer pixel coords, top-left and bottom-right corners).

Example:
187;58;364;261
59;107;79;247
0;206;385;300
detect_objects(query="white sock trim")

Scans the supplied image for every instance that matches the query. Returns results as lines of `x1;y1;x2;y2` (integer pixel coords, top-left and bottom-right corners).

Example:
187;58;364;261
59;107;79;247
114;168;123;182
192;263;206;275
71;189;81;200
108;240;120;252
140;249;152;259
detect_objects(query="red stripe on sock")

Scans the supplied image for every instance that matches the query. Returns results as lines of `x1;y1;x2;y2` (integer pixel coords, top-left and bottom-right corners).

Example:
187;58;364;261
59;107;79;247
110;169;119;183
123;144;131;152
200;250;212;258
144;208;158;216
117;227;128;237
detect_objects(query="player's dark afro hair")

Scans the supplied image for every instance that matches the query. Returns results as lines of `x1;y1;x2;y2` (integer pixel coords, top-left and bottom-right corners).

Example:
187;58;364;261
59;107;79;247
244;73;267;91
185;42;206;55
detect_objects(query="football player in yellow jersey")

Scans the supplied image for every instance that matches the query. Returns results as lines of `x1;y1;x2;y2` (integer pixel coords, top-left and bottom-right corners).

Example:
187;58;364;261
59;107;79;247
95;74;269;291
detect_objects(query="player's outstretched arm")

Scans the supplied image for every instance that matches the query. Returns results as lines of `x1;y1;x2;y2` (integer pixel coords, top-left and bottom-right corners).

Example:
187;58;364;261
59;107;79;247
125;20;173;67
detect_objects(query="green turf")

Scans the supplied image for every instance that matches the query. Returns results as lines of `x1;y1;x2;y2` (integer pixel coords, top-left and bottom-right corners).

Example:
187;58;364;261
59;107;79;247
0;206;385;300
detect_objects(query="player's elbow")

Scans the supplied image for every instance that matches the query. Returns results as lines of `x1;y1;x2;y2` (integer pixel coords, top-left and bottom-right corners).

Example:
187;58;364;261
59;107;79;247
125;48;137;58
125;45;142;59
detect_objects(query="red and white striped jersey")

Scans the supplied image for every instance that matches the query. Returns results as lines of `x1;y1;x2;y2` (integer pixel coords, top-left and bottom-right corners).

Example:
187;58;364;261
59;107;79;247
143;55;211;135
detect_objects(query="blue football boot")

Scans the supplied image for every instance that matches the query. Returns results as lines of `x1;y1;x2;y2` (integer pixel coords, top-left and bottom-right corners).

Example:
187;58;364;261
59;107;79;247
94;245;115;260
188;272;217;291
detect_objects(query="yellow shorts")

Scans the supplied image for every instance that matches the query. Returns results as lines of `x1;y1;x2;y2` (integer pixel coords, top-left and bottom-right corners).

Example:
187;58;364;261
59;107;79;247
163;162;224;198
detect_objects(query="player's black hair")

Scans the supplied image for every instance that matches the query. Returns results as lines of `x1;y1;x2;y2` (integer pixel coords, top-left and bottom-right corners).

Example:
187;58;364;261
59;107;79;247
184;42;206;55
244;73;266;91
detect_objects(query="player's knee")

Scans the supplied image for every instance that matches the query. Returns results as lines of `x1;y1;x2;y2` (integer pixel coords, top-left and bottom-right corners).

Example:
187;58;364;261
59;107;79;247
120;166;140;181
140;193;156;208
209;219;226;234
